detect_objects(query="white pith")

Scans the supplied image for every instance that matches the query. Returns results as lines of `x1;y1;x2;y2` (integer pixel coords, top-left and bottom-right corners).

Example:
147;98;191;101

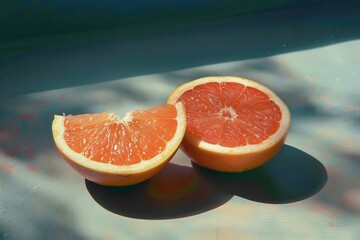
52;102;186;174
168;76;291;155
220;107;237;119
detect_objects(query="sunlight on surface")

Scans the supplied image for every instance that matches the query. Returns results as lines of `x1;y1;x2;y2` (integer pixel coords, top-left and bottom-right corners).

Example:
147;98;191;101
1;33;360;240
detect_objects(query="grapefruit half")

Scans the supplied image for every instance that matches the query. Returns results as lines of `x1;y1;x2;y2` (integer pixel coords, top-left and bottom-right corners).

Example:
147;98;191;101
168;76;290;172
52;103;186;186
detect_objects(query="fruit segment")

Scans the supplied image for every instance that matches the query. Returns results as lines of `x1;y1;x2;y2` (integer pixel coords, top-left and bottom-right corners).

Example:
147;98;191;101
178;82;282;147
63;105;178;165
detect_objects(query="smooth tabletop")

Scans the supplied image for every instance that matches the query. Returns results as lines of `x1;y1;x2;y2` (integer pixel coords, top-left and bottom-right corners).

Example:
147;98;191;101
1;2;360;239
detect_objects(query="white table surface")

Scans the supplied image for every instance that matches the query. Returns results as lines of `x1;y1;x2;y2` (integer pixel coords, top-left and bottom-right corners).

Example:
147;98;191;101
1;2;360;239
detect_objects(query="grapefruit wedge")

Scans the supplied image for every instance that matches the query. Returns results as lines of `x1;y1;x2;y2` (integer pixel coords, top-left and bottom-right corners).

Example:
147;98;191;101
52;103;186;186
168;76;291;172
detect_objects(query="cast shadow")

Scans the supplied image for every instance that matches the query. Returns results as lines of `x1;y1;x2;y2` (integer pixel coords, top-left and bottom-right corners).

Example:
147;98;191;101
1;1;360;97
193;145;328;204
86;145;327;218
85;163;232;219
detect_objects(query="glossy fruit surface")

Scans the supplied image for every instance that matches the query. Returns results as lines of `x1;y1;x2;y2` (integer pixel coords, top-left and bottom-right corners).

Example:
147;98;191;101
52;103;186;186
168;76;290;172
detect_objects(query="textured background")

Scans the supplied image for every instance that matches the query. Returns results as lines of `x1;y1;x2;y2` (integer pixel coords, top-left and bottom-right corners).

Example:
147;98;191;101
1;1;360;239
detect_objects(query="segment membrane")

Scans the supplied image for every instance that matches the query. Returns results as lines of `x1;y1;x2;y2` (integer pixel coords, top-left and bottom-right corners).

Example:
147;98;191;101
63;105;177;165
178;82;282;147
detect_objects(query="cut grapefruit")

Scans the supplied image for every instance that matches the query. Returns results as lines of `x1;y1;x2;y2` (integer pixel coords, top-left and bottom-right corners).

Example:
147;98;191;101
168;76;291;172
52;103;186;186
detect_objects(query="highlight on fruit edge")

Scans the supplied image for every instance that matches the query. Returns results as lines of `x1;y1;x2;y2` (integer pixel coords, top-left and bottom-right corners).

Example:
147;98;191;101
52;76;290;186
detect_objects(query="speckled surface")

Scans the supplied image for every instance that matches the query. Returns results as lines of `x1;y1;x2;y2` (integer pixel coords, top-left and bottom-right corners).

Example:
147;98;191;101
1;2;360;239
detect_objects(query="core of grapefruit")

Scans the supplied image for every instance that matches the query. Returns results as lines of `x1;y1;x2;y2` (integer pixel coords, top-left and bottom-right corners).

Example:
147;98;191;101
52;103;186;186
167;76;291;172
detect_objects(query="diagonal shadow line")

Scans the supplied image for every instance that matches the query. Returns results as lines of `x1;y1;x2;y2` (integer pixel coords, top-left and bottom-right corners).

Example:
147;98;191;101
1;1;359;97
